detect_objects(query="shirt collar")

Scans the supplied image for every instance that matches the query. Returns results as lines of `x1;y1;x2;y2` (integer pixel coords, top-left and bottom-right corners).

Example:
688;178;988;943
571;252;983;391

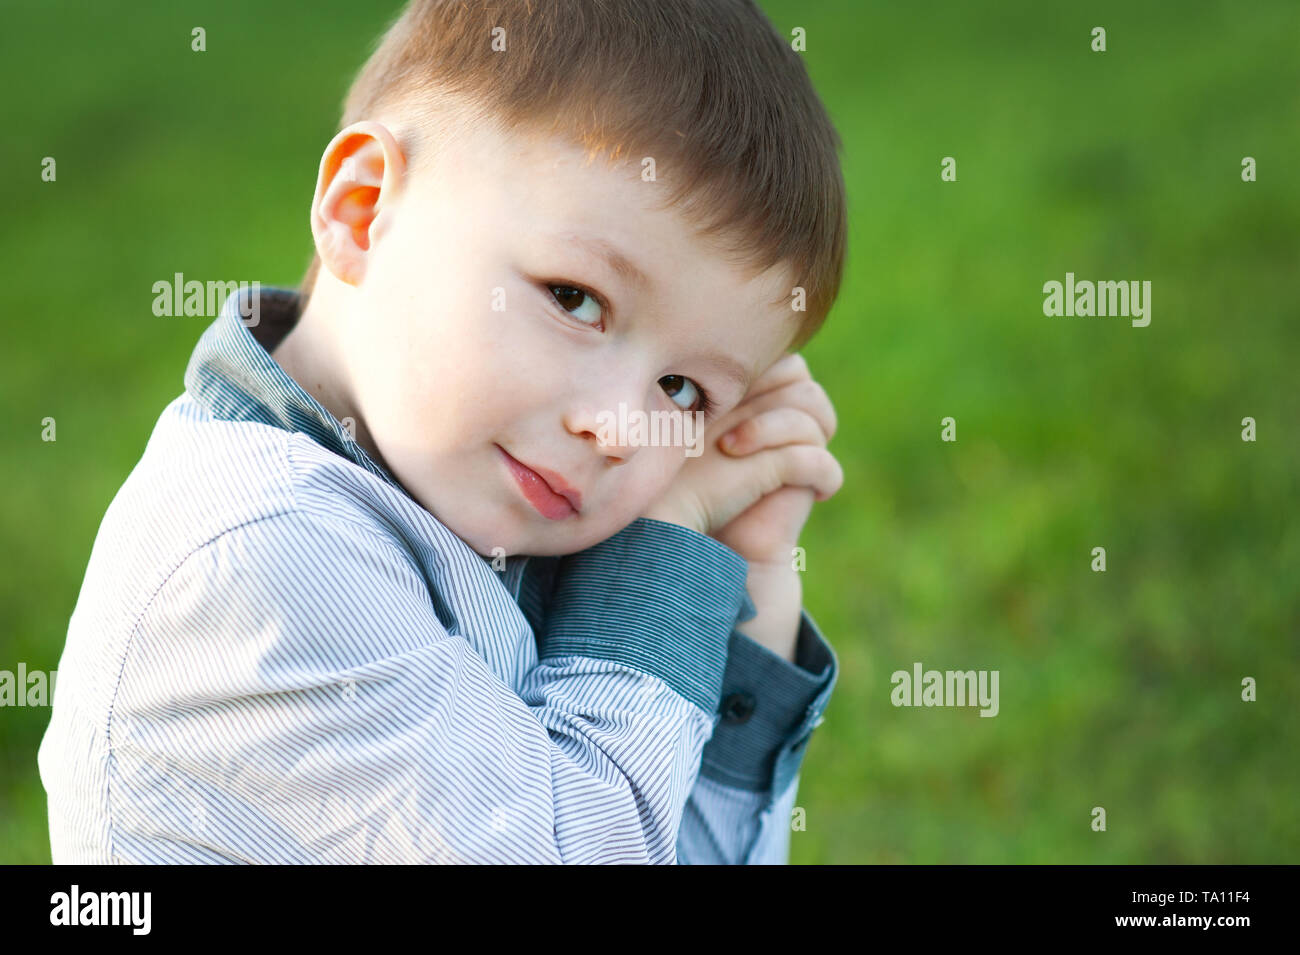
184;286;402;491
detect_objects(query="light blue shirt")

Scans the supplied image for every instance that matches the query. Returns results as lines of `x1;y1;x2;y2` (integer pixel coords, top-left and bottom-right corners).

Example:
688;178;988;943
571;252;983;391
38;287;837;864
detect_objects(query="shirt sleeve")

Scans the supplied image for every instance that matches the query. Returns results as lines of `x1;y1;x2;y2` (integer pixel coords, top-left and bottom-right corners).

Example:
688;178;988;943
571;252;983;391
676;612;838;865
519;520;840;865
103;507;751;864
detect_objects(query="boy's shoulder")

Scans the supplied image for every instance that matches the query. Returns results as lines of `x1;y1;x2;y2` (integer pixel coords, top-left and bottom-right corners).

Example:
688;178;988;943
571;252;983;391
83;390;442;626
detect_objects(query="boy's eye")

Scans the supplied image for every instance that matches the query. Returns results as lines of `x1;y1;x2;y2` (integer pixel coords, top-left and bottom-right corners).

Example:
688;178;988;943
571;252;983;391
548;284;604;327
659;374;710;414
543;283;712;416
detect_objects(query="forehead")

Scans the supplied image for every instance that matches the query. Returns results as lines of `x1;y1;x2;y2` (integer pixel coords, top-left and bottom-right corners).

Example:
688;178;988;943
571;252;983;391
406;118;801;377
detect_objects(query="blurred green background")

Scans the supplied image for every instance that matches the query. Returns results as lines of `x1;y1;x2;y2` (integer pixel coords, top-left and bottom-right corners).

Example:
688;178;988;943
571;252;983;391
3;0;1297;863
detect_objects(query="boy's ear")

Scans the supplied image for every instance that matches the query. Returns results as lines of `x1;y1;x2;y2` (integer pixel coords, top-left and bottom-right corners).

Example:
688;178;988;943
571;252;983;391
311;120;408;287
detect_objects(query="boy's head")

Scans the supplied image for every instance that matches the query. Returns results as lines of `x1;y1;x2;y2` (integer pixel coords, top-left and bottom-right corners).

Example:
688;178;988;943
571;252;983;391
284;0;847;557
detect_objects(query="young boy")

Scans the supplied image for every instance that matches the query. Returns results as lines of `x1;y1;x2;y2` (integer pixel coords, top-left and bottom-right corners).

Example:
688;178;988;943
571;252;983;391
38;0;847;864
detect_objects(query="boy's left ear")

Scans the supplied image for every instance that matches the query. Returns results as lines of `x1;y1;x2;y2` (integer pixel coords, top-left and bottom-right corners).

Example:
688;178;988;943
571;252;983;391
310;120;409;287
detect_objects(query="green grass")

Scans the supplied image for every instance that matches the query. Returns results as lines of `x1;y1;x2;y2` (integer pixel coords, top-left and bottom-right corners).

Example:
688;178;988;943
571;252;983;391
2;0;1297;863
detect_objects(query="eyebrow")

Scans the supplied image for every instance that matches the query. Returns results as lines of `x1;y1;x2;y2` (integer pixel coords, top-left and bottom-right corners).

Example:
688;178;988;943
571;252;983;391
551;232;652;292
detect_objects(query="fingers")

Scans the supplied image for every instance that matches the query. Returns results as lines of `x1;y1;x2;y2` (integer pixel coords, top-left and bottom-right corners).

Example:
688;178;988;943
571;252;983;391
719;406;826;455
741;352;812;402
718;377;837;445
715;354;839;449
753;443;844;503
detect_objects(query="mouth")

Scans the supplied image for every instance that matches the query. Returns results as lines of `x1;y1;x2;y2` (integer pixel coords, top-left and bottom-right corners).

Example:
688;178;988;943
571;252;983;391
495;445;582;520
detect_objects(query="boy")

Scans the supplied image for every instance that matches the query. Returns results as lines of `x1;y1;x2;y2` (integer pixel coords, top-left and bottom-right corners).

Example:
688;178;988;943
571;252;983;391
38;0;847;864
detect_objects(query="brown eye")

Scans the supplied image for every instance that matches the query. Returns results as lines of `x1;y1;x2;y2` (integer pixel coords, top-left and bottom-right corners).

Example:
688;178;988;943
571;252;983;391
553;286;583;308
548;284;604;326
659;374;703;412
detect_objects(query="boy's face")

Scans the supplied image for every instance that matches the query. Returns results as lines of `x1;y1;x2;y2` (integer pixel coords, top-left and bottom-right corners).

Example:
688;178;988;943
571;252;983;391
329;118;800;557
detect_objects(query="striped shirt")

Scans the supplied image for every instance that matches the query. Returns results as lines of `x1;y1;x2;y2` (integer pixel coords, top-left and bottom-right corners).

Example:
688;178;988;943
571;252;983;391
37;287;837;864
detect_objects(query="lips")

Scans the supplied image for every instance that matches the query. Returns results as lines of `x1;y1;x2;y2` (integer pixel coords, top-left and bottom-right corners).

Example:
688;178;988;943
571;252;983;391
496;445;582;520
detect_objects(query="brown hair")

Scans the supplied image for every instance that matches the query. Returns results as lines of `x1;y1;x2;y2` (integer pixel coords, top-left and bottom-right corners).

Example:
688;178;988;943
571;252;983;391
303;0;847;351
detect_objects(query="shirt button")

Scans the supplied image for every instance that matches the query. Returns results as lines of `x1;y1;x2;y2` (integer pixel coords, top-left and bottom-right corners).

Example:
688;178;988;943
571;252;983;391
720;692;757;725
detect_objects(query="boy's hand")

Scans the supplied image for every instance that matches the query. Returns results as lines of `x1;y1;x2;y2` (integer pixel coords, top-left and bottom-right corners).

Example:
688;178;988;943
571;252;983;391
640;353;841;662
641;352;842;566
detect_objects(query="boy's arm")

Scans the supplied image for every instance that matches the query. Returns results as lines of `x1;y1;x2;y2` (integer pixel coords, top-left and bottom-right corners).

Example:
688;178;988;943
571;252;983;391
521;521;838;865
87;508;750;864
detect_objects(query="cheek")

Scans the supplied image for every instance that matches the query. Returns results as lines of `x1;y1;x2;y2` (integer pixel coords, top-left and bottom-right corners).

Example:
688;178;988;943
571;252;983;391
392;311;504;428
608;451;683;515
647;447;688;488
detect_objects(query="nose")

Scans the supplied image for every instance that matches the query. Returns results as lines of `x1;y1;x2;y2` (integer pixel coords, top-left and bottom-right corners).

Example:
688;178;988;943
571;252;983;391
565;385;649;465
